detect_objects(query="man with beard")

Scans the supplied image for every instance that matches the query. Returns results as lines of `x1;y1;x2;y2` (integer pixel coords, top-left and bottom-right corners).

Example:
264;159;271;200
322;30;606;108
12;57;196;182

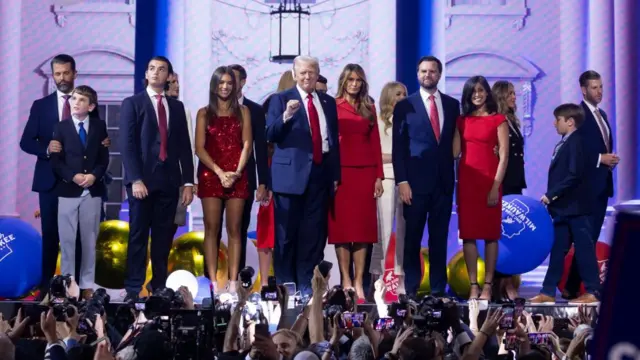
20;54;109;298
392;56;460;299
165;72;197;239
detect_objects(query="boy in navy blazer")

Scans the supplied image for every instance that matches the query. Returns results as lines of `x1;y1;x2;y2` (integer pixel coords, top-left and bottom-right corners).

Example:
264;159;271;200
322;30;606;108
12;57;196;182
50;85;109;299
530;103;600;305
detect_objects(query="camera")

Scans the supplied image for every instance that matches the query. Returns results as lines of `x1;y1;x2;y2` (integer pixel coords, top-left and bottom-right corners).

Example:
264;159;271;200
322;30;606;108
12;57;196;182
170;309;214;360
49;274;73;299
77;288;111;336
239;267;255;289
213;301;232;334
143;287;185;319
412;296;447;336
261;276;278;301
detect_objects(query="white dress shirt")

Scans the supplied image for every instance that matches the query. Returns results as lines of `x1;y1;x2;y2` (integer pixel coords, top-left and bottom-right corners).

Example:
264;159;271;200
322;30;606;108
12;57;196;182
583;100;610;167
284;85;329;153
146;86;170;129
57;90;72;122
72;115;91;196
419;88;445;132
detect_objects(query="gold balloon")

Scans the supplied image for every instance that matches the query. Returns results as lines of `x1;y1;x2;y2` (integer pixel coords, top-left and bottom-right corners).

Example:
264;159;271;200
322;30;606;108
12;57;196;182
95;220;131;289
55;251;62;275
140;262;154;297
168;231;228;288
447;250;486;299
417;248;431;297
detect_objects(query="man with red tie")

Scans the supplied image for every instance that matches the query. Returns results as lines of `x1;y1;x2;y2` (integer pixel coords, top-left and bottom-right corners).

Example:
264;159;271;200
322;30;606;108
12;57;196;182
392;56;461;299
120;56;194;302
266;56;340;296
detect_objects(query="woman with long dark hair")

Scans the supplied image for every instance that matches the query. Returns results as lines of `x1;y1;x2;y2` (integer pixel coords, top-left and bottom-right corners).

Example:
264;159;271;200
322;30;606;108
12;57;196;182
492;80;527;301
453;75;509;300
195;66;252;293
328;63;384;301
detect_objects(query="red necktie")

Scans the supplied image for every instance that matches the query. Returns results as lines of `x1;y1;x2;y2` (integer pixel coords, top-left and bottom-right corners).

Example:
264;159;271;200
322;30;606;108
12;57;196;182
428;95;440;142
307;93;323;164
155;94;168;161
61;95;71;121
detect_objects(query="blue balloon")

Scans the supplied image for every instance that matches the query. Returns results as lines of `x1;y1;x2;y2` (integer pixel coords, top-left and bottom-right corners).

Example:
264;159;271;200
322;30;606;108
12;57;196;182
0;218;43;297
194;275;212;304
478;195;554;275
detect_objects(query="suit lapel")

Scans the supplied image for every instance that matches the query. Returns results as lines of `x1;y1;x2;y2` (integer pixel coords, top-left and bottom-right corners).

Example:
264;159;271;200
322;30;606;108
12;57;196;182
292;89;311;134
47;93;60;125
440;95;453;145
143;93;160;132
411;93;439;142
87;117;100;149
64;120;84;150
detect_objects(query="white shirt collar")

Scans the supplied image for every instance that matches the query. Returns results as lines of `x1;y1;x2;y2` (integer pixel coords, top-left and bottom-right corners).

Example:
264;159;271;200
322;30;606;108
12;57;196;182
583;99;599;113
296;84;317;101
57;90;72;99
419;87;440;101
238;95;245;105
146;86;166;99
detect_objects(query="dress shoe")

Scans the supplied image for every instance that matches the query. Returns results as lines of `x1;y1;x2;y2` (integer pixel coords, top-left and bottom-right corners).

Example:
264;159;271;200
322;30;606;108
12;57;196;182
81;289;94;301
528;294;556;304
561;290;577;300
568;293;599;305
123;291;139;303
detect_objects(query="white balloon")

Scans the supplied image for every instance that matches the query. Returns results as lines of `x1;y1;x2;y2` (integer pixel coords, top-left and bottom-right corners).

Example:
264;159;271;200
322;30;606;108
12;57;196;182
166;270;199;299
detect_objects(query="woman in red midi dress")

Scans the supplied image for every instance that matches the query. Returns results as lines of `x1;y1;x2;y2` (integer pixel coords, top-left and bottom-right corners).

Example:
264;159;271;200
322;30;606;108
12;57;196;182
454;75;510;300
196;66;253;294
328;64;384;301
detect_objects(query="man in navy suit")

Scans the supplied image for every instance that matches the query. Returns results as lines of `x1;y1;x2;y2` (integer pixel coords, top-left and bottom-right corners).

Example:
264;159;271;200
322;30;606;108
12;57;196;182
215;64;269;270
530;103;600;305
20;54;109;298
392;56;460;298
120;56;195;301
266;56;340;295
563;70;618;300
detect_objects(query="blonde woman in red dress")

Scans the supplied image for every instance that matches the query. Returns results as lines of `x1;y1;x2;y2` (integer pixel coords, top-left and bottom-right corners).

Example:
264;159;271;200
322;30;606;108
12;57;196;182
196;66;252;294
328;63;384;301
453;75;509;301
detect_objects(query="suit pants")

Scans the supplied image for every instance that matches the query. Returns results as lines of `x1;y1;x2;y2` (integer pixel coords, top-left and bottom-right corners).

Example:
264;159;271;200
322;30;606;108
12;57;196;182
58;195;102;289
125;185;179;293
541;215;600;297
565;194;608;294
273;160;329;296
402;190;452;296
39;191;61;289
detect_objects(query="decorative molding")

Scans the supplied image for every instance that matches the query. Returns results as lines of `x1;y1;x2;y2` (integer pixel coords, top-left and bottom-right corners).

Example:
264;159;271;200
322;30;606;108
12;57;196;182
37;47;135;101
51;1;136;28
445;0;528;31
445;50;540;137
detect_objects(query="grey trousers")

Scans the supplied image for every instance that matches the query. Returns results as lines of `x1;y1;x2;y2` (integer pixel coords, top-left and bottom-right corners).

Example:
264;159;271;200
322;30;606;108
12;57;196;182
58;195;102;288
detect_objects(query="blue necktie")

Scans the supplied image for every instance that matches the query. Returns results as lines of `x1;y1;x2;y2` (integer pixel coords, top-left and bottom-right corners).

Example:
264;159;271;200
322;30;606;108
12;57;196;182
78;122;87;148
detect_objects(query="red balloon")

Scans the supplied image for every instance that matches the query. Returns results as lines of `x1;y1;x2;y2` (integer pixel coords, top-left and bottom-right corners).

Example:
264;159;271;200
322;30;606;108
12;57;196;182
558;241;610;295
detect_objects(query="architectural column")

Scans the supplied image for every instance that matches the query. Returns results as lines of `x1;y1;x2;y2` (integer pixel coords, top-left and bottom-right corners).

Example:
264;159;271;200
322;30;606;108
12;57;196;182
184;0;214;230
559;0;586;103
613;0;637;201
167;0;186;83
0;0;22;217
431;0;446;92
368;0;396;103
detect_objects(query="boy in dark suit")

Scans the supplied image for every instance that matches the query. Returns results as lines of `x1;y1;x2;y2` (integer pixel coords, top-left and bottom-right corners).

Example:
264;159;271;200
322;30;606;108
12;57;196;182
50;85;109;300
530;103;600;305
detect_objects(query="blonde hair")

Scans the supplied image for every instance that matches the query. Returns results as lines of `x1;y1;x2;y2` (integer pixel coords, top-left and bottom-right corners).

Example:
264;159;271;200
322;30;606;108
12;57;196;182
379;81;407;134
492;80;520;128
277;70;295;92
272;329;303;348
336;63;375;128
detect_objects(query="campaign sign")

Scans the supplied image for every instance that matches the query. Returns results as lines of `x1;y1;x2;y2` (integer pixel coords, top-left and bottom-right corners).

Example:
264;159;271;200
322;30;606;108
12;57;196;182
592;210;640;359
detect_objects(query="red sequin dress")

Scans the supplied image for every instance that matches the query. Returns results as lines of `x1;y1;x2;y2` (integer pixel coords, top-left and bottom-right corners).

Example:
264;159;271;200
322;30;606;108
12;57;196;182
197;115;249;199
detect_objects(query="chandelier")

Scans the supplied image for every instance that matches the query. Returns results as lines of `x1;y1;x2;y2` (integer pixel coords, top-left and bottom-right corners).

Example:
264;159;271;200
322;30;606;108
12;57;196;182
269;0;311;63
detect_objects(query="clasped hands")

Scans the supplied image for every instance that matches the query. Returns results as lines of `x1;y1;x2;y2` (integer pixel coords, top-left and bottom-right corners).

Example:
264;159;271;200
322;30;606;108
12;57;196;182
218;170;241;188
73;173;97;188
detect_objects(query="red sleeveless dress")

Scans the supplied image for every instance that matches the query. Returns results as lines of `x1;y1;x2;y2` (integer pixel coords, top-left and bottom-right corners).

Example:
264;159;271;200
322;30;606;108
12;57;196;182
197;115;249;199
256;157;275;249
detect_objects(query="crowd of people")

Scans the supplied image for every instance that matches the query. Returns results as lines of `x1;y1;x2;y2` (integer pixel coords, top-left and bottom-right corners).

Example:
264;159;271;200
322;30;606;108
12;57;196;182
20;51;617;309
0;266;599;360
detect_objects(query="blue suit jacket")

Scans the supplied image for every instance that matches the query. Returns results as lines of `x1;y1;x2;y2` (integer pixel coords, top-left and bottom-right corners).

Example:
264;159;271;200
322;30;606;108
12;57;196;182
50;116;110;198
244;97;270;190
20;92;60;192
392;91;460;195
265;87;340;195
579;101;614;198
545;132;594;218
120;91;194;188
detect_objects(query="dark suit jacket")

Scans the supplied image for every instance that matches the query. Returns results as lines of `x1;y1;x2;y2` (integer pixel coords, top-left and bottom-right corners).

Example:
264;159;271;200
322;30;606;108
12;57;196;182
120;91;194;189
579;101;613;198
265;87;340;195
545;132;594;218
50;116;109;197
243;97;269;190
503;122;527;194
20;92;61;192
392;91;460;195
